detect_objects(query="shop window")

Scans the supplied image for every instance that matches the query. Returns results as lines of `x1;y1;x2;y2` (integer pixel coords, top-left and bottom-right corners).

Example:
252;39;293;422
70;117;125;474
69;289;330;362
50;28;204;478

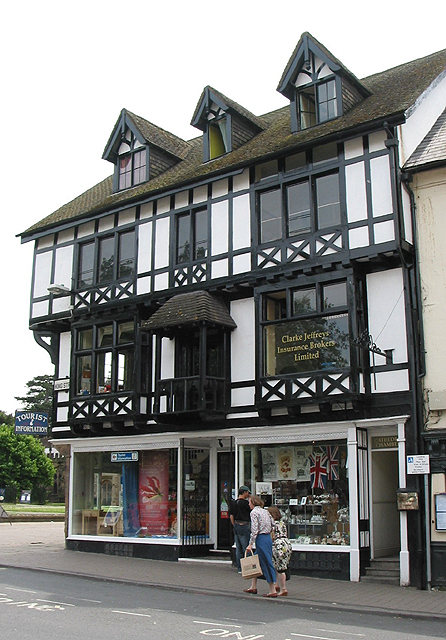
258;171;341;244
262;281;349;376
71;449;178;538
239;441;349;546
176;208;208;264
77;230;135;288
74;320;135;395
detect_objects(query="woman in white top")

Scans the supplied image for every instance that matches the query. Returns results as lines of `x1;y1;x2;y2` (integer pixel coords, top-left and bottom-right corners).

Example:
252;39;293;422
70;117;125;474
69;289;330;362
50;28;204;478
243;495;277;597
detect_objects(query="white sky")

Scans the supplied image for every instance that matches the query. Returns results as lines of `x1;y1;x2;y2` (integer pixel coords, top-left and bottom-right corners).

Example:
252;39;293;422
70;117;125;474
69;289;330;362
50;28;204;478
1;0;444;414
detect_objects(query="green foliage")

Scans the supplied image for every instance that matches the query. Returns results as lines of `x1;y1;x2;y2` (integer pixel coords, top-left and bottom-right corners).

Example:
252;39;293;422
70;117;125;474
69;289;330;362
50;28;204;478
0;424;55;502
0;411;14;427
15;374;54;414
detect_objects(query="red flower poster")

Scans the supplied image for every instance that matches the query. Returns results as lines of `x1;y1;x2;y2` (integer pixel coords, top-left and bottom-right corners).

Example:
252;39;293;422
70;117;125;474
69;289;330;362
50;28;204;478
139;450;170;535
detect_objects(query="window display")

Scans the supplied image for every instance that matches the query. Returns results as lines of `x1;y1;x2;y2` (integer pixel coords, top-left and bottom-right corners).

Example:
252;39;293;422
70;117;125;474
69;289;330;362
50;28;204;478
72;449;178;538
241;441;349;546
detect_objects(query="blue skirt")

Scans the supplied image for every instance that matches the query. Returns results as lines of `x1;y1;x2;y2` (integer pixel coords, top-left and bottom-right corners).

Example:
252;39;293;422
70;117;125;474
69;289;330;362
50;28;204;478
255;533;276;584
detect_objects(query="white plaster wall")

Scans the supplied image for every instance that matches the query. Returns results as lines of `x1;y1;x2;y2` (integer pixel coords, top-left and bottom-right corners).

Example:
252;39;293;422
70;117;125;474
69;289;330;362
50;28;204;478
370;155;393;218
137;221;153;274
366;268;408;366
230;298;255;383
232;193;251;250
33;251;52;298
53;245;73;290
154;217;170;269
58;332;71;378
399;73;446;164
346;161;368;222
211;200;229;255
412;168;446;428
160;336;175;379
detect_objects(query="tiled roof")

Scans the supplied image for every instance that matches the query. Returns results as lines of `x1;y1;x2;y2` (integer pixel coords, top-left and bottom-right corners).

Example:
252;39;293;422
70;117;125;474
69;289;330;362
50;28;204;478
404;108;446;170
21;46;446;238
141;291;237;331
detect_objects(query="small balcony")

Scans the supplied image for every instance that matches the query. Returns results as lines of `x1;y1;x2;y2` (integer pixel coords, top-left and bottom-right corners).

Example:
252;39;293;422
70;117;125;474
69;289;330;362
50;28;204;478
153;375;226;423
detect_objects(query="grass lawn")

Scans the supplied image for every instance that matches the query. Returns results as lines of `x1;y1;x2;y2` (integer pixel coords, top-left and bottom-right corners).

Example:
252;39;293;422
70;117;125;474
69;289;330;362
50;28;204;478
1;503;65;513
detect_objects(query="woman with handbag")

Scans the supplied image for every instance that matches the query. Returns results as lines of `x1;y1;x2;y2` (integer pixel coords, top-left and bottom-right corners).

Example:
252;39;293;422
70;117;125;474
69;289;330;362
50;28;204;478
268;506;292;596
243;495;277;597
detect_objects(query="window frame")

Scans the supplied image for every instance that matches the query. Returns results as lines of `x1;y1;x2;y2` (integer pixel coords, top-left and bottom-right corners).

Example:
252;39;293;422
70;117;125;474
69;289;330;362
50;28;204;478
77;229;136;289
175;207;209;265
258;167;341;245
296;76;340;131
261;279;350;377
74;320;136;397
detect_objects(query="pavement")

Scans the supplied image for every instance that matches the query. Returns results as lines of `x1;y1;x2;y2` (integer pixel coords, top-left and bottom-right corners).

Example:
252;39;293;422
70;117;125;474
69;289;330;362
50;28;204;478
1;521;445;621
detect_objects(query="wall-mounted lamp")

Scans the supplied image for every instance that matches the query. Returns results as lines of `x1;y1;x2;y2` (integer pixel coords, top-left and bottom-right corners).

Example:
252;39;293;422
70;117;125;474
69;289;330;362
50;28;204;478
48;284;89;308
48;284;71;297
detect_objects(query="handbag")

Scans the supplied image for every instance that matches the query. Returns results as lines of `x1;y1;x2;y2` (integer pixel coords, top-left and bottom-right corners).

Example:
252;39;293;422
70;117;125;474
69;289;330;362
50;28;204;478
240;550;263;580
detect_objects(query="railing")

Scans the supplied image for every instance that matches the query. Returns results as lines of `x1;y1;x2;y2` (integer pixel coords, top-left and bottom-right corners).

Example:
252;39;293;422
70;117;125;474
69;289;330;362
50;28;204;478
155;376;226;414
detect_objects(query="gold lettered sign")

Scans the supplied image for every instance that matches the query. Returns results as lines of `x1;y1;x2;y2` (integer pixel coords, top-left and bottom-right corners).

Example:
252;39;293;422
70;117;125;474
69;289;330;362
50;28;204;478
273;315;349;374
371;436;398;450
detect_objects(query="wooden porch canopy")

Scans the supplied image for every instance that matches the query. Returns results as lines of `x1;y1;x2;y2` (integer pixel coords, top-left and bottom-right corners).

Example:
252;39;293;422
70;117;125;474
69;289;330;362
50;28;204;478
141;291;237;333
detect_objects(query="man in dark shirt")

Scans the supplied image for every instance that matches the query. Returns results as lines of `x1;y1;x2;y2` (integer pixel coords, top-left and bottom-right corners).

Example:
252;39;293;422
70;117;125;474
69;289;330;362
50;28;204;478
229;485;251;572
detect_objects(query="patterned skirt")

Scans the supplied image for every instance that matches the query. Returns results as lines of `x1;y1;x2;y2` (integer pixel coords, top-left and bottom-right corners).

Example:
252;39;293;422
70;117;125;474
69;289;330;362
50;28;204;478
272;536;292;572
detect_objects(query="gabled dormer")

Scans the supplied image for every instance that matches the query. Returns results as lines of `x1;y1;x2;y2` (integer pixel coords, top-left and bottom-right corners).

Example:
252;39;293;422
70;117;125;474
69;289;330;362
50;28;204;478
277;33;371;133
103;109;190;192
191;86;265;162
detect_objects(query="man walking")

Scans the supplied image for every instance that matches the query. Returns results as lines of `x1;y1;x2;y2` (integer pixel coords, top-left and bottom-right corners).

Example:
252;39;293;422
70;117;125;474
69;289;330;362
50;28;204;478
230;486;251;572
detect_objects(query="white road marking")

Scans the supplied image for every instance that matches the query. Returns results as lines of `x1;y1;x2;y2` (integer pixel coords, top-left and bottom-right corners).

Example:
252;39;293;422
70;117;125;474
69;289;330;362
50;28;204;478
317;631;364;637
37;599;74;607
194;621;241;628
291;634;346;640
112;610;152;617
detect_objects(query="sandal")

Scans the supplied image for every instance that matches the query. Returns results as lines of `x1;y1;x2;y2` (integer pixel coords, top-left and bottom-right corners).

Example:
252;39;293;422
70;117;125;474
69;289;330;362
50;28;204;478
278;590;288;596
243;588;257;594
263;592;278;597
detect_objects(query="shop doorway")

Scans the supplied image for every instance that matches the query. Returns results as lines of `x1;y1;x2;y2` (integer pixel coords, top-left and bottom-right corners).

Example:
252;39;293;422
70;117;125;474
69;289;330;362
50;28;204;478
371;450;400;558
217;451;234;549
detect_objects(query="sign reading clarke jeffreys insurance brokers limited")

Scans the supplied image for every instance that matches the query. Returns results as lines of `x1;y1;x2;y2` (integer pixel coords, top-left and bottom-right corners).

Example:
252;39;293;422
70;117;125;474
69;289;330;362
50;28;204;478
14;411;48;436
266;315;350;375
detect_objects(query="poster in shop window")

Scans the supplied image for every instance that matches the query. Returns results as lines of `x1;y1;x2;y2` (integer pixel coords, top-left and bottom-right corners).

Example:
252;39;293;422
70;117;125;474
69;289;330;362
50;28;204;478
296;446;312;482
261;448;277;480
277;447;297;480
139;450;169;535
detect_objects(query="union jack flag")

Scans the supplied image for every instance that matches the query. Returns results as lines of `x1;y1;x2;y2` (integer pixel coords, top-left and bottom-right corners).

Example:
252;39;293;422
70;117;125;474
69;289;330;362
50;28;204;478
326;446;339;480
309;452;328;489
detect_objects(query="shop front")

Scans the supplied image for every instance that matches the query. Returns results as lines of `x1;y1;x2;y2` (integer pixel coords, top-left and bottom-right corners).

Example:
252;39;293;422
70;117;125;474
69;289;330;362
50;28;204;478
60;416;409;581
65;433;234;560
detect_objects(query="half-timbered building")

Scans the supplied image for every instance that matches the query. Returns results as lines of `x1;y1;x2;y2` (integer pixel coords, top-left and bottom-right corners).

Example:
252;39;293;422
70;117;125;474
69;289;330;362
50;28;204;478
20;34;446;587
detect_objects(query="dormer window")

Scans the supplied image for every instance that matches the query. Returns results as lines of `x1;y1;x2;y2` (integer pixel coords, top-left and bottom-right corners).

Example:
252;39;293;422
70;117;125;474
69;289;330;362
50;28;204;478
277;33;370;134
118;131;147;190
298;78;337;130
103;108;190;193
191;86;265;163
208;109;229;159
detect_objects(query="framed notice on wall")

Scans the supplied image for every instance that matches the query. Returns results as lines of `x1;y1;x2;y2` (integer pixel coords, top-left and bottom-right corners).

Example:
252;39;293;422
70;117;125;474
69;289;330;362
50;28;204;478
435;493;446;531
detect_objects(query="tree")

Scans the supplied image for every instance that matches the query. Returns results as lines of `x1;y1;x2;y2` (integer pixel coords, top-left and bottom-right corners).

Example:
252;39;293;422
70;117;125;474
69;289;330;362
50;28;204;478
15;374;54;423
0;411;14;427
0;424;55;503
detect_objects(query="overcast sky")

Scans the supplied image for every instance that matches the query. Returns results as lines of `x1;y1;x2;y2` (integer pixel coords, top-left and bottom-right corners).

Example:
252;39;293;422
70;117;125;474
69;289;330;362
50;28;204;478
1;1;444;415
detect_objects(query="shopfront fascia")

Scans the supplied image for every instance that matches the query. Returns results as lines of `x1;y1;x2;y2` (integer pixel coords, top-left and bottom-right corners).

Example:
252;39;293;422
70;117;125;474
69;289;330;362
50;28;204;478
234;416;409;582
